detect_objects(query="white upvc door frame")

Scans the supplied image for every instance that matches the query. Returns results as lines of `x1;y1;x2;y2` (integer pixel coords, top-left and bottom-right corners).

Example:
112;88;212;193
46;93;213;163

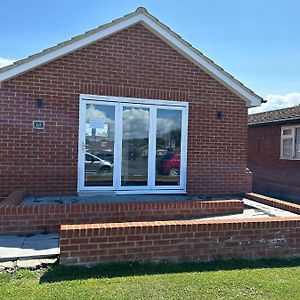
77;99;118;192
78;94;189;194
153;105;188;191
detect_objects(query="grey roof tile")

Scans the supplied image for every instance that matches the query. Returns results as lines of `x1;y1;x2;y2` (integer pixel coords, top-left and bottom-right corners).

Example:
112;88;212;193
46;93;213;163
248;105;300;125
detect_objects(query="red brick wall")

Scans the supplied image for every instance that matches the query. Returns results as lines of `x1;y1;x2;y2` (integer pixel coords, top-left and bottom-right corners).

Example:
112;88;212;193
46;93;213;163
60;217;300;265
0;200;243;234
248;125;300;199
0;23;251;197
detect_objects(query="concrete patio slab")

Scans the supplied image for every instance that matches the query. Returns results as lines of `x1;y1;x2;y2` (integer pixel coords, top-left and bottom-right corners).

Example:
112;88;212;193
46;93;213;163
0;235;25;259
0;233;59;262
202;198;298;220
21;194;241;205
243;198;299;217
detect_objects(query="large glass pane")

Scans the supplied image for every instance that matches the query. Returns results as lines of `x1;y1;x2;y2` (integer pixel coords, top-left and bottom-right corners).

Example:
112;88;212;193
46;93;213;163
121;107;149;186
155;109;182;186
282;138;293;159
84;104;115;186
295;128;300;159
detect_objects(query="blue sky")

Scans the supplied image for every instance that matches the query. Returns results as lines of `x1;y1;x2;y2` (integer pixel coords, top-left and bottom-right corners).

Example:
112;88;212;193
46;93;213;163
0;0;299;112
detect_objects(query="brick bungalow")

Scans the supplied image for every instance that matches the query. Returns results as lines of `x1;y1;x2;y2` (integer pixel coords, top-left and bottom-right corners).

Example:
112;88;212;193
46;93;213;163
0;8;262;199
248;105;300;200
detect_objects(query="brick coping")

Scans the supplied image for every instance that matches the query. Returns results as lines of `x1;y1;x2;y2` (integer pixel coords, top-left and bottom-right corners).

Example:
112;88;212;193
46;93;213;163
246;192;300;214
61;216;300;232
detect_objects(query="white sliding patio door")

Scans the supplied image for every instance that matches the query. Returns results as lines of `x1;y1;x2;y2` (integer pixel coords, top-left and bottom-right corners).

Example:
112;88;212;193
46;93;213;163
78;95;188;194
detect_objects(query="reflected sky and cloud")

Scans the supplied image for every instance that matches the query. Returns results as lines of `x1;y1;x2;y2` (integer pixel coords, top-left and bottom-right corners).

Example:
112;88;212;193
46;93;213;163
86;104;115;140
122;107;181;139
122;108;149;139
86;105;182;141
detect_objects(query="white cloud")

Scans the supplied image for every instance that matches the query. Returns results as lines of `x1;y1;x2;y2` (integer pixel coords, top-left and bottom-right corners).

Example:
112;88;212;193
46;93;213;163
157;117;177;136
123;108;150;139
86;105;111;123
0;57;15;68
123;108;181;139
249;92;300;114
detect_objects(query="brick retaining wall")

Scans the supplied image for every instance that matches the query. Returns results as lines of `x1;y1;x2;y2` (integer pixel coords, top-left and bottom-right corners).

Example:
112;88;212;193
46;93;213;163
0;200;243;234
60;217;300;265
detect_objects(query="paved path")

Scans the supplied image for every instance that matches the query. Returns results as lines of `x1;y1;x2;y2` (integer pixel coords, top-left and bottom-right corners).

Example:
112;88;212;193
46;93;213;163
0;233;59;266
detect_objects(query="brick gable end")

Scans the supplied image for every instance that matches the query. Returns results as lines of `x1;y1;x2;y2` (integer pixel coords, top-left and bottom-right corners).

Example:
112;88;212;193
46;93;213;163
0;23;251;197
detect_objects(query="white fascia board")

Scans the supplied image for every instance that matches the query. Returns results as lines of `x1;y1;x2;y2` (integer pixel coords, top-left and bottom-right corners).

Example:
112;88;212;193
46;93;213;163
139;15;261;107
0;14;142;83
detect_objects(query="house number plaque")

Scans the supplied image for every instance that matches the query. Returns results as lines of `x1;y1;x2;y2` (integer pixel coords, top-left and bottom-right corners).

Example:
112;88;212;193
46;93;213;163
33;121;45;129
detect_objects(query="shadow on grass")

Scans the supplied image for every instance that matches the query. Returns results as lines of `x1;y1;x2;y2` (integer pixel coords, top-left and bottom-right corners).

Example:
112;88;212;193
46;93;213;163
40;257;300;284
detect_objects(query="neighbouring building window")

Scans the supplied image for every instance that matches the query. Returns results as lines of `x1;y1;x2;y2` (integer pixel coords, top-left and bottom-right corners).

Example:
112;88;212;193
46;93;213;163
281;126;300;159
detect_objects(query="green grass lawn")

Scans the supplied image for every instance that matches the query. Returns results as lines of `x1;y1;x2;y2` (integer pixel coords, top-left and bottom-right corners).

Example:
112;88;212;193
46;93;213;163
1;259;300;300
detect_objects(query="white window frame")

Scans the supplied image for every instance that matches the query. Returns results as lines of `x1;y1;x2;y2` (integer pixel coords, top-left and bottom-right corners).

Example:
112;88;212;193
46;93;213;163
280;125;300;160
78;94;189;194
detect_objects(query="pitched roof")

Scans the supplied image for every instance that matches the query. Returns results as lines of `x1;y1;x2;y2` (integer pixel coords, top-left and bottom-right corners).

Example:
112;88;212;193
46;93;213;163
0;7;262;107
248;105;300;126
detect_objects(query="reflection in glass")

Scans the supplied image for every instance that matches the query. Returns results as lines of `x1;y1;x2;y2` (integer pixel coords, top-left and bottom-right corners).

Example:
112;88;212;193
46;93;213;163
121;107;149;186
296;128;300;159
84;104;115;186
155;109;182;185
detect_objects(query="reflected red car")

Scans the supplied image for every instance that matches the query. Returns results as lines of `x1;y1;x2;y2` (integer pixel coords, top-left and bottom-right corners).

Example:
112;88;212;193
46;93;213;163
157;152;180;176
